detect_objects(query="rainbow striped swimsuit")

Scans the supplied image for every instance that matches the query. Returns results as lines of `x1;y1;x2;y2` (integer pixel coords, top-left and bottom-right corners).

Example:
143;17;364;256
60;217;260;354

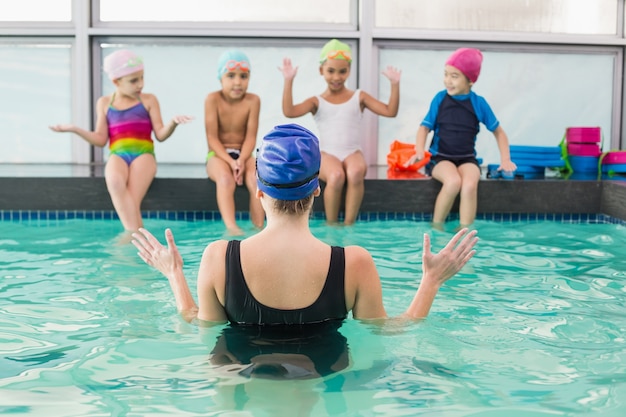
107;101;154;165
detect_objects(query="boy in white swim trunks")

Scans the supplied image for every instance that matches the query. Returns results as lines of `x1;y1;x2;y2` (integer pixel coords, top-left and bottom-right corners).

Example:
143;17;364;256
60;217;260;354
279;39;402;224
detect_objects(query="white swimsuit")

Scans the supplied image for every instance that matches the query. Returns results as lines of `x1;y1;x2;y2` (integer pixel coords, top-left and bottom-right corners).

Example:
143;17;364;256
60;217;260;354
313;90;363;161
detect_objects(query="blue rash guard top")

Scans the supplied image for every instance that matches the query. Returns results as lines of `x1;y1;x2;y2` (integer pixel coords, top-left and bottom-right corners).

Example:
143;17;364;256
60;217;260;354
224;240;348;326
421;90;500;158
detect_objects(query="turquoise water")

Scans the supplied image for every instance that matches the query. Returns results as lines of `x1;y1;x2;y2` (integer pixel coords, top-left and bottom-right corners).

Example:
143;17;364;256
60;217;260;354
1;218;626;416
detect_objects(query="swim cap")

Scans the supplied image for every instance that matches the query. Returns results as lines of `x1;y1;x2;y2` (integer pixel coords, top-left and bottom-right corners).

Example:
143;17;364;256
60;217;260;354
445;48;483;83
319;39;352;64
217;49;251;80
256;124;320;201
103;50;144;81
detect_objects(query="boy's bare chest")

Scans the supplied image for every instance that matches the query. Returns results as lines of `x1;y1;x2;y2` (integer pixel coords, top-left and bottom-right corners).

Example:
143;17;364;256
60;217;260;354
217;103;249;124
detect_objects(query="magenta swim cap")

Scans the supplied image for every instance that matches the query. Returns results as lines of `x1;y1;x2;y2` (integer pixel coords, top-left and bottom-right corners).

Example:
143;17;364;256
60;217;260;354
445;48;483;83
103;50;144;81
256;124;320;201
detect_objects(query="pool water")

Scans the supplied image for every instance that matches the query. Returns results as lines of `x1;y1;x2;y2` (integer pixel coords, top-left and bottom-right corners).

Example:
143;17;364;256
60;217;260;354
1;218;626;416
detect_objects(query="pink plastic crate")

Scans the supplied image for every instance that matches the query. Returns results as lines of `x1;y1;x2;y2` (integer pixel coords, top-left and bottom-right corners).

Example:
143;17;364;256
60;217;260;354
567;142;601;157
601;151;626;165
566;127;601;143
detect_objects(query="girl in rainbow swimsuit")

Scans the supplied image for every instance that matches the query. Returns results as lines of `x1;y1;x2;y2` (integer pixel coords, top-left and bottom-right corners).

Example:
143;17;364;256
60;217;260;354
50;49;193;235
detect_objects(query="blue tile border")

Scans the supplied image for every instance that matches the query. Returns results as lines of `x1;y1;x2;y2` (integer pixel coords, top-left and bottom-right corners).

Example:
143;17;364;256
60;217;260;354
0;210;625;225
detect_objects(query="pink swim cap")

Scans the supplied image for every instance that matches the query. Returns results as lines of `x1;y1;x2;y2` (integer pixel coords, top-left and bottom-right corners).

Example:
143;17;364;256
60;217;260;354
445;48;483;83
103;50;144;80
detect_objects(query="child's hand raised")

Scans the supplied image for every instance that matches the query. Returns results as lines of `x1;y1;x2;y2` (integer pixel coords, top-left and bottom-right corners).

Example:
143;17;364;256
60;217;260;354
278;58;299;80
382;66;402;84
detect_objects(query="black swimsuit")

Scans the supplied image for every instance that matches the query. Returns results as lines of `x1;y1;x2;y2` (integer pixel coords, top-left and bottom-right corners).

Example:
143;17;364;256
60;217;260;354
224;240;348;325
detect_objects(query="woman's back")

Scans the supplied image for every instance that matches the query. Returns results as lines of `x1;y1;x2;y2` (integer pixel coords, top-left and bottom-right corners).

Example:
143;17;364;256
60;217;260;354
223;232;347;325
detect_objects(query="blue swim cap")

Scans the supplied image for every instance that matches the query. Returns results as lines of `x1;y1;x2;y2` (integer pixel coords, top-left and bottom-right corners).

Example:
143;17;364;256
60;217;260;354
256;124;320;201
217;49;251;80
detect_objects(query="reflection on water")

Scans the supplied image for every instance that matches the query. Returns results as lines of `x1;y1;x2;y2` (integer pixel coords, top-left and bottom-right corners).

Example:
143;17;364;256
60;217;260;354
209;321;350;380
0;219;626;416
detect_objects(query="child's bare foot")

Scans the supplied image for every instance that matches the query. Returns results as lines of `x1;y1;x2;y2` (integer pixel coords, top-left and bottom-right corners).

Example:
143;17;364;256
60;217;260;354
115;230;134;245
455;223;473;232
227;226;245;236
431;222;445;232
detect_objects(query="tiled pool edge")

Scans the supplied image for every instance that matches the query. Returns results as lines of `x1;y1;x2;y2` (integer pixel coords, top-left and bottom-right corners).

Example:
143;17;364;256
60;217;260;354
1;177;625;223
1;210;624;225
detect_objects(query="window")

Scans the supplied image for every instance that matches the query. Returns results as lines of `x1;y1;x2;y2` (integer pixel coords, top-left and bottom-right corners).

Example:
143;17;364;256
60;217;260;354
99;0;352;24
99;39;354;165
0;0;71;22
377;45;616;166
375;0;618;35
0;43;73;163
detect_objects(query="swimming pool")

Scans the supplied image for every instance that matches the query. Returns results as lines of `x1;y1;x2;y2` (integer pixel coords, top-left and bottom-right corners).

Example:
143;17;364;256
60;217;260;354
1;218;625;416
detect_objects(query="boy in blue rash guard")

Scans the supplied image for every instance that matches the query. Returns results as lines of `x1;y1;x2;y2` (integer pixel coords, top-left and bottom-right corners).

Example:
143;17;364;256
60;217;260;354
406;48;516;230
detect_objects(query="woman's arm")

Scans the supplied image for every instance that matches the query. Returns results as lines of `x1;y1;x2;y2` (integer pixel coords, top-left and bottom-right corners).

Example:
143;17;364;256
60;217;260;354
132;228;226;325
402;229;477;318
349;228;477;321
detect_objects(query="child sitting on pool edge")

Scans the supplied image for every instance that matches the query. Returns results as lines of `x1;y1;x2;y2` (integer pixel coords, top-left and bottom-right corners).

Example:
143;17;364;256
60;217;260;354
204;50;264;235
405;47;516;230
279;39;401;225
50;49;193;235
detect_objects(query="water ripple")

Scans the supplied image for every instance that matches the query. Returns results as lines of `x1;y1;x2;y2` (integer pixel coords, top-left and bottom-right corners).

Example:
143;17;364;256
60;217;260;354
1;219;626;416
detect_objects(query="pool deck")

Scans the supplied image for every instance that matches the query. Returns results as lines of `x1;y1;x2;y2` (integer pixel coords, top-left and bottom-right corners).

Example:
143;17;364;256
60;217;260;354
1;163;625;222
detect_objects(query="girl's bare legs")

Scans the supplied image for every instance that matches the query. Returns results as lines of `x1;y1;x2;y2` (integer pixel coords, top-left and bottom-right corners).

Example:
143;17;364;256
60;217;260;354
206;157;243;235
431;161;462;227
342;151;367;225
244;156;265;229
319;153;346;223
105;153;156;232
457;163;481;227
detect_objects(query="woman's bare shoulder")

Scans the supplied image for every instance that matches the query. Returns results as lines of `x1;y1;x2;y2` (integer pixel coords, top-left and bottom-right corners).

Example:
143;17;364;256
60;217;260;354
344;245;376;270
203;239;230;259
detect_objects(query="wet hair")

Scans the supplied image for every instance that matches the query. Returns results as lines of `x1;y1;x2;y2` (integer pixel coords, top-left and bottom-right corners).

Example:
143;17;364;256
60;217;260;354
272;194;315;215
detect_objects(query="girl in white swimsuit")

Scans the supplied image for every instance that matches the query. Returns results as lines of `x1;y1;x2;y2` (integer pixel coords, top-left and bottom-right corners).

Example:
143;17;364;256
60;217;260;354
279;39;401;224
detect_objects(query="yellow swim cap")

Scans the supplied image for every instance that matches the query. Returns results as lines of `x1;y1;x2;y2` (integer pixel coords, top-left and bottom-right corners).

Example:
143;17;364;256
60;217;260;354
319;39;352;64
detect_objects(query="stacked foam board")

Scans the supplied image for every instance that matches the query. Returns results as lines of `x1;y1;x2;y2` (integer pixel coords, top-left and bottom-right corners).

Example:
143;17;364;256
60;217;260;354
487;145;564;179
